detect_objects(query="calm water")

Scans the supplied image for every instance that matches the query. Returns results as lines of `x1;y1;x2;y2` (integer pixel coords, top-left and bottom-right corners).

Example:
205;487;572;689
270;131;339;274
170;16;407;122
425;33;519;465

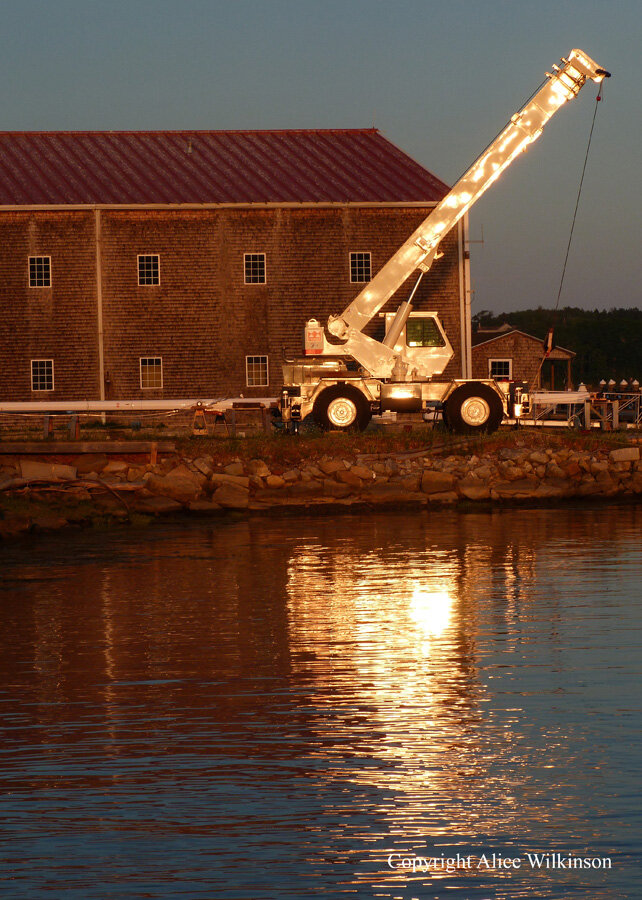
0;504;640;900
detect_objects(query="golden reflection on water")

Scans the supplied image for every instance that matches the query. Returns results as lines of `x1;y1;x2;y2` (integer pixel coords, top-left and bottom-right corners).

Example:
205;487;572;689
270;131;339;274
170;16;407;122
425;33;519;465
409;587;454;642
284;543;492;851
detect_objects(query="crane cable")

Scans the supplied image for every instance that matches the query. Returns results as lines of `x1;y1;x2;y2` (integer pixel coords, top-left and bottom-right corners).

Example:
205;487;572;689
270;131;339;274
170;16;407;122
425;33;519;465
534;81;606;388
554;80;606;313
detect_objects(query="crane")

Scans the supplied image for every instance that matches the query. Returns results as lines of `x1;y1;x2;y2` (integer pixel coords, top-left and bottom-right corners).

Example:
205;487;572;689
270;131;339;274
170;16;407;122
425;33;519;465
280;49;610;432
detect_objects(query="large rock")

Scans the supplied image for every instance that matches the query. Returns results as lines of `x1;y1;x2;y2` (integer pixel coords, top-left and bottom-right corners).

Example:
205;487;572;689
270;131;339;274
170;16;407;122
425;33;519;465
192;457;214;478
287;481;323;498
503;465;526;482
323;480;352;498
187;499;222;513
266;474;285;488
471;465;493;481
170;463;207;486
319;459;345;475
492;478;540;498
210;473;250;489
576;481;608;497
247;459;270;478
336;469;363;488
425;490;458;504
351;465;374;480
458;478;491;500
127;466;147;482
363;482;421;503
144;471;202;503
102;460;129;476
20;460;77;481
224;461;245;477
610;447;640;463
421;470;456;494
211;483;249;508
533;480;572;498
133;495;183;515
399;474;421;492
499;448;525;461
252;489;287;505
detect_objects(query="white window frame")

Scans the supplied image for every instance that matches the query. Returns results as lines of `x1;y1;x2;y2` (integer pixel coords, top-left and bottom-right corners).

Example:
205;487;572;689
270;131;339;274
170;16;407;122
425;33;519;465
28;256;51;288
244;252;266;285
349;251;371;283
138;254;161;286
139;356;163;389
31;359;54;391
489;358;512;380
245;355;269;387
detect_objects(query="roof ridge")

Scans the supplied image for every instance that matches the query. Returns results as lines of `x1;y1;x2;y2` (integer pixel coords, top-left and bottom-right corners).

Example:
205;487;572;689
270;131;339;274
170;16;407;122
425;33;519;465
0;127;381;137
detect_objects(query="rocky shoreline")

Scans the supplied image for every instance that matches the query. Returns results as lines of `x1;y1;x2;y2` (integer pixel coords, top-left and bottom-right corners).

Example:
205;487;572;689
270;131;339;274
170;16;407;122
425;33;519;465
1;439;641;538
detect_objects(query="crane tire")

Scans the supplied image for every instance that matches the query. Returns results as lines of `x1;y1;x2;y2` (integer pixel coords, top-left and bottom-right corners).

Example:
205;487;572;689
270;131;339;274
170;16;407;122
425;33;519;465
444;383;504;434
312;384;372;432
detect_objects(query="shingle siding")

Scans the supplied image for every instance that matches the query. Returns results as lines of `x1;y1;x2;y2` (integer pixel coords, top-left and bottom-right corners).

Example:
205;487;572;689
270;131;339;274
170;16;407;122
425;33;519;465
0;205;464;399
471;332;573;386
0;210;99;400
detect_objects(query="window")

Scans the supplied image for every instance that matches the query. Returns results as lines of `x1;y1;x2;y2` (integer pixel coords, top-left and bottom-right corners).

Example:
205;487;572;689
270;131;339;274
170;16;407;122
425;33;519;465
138;254;160;286
140;357;163;389
406;317;446;348
29;256;51;287
31;359;54;391
244;253;266;284
489;359;512;380
350;252;371;283
246;355;268;387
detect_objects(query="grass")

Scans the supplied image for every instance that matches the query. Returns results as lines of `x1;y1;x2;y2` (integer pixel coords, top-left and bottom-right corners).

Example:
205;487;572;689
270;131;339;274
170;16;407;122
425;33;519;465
172;424;635;466
1;419;636;471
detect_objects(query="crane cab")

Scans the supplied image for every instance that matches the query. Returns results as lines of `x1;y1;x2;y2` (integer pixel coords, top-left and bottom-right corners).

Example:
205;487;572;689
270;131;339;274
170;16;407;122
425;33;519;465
382;310;453;379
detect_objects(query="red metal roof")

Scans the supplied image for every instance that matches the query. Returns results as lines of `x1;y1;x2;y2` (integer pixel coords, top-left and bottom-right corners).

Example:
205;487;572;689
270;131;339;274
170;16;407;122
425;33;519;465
0;129;448;206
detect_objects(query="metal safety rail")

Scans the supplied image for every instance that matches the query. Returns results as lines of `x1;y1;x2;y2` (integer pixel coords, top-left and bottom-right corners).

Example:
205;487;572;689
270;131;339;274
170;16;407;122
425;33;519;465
529;391;642;429
596;392;642;428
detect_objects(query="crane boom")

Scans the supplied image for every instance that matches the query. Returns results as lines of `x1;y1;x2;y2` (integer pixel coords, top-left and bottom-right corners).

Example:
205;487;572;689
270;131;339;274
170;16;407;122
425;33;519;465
327;49;610;373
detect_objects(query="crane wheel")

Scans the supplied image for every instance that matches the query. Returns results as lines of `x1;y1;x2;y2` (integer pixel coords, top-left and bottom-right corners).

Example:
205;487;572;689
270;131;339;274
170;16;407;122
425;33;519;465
444;383;504;433
312;384;372;432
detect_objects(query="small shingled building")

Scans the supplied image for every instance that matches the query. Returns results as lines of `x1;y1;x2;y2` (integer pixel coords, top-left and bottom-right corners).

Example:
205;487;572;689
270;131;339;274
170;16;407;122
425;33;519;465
472;325;575;389
0;129;472;401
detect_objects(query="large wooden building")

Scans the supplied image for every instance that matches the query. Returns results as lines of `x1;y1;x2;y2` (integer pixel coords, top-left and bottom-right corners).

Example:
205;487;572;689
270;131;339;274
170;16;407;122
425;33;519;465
0;129;472;402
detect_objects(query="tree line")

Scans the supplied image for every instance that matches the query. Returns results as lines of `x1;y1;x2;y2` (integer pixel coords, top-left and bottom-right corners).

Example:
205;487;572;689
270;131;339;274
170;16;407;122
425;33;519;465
472;307;642;388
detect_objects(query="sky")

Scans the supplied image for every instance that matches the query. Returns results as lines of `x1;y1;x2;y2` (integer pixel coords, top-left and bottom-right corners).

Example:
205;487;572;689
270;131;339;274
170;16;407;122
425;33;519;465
1;0;639;315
